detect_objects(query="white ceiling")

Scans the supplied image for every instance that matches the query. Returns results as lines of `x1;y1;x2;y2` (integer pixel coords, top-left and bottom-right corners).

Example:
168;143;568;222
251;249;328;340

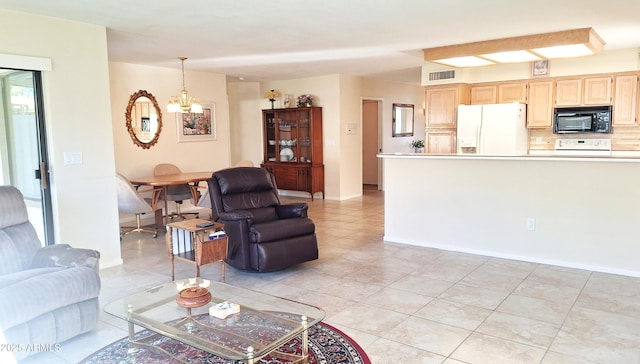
2;0;639;84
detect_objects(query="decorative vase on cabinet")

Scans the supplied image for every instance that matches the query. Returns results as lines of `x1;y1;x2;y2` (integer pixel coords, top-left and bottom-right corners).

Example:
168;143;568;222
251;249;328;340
261;107;324;200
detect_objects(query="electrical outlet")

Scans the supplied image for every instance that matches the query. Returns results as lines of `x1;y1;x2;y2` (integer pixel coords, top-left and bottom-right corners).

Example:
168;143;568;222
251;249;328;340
526;218;536;231
535;137;543;144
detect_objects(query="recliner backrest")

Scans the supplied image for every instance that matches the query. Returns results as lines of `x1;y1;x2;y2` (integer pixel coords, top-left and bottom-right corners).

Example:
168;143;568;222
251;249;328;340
207;167;281;220
0;186;42;275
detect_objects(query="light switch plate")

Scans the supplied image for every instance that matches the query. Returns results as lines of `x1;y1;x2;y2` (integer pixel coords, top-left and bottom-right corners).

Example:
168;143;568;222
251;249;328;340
63;152;83;165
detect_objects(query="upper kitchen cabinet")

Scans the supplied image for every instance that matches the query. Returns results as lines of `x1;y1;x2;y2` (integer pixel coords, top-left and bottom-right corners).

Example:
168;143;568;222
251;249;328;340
555;76;613;106
527;81;554;128
470;82;527;104
613;74;639;126
470;85;496;105
555;79;582;106
498;82;527;103
583;76;613;105
426;84;469;128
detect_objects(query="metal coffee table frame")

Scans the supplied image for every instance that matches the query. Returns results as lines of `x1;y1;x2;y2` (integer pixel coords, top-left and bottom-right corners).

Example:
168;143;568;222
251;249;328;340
105;278;325;364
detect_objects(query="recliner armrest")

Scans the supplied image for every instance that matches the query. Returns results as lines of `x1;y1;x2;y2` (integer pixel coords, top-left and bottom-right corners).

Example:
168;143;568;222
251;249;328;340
219;210;255;221
30;244;101;271
276;203;309;219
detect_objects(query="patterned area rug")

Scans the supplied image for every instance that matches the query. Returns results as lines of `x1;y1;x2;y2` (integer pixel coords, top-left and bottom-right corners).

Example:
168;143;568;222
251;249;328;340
80;314;370;364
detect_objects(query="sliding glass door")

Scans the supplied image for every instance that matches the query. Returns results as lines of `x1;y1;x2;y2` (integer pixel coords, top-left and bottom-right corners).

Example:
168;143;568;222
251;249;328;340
0;69;53;245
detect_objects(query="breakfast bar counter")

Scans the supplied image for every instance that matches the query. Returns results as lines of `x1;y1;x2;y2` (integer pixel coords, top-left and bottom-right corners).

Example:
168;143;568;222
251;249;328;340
378;153;640;277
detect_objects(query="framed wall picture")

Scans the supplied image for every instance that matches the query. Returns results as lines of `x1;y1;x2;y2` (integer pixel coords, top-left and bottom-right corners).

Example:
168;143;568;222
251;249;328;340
532;60;549;77
176;103;216;142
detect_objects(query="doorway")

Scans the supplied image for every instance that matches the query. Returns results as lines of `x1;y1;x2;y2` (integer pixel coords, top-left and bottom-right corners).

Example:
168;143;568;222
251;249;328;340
362;99;382;190
0;69;53;245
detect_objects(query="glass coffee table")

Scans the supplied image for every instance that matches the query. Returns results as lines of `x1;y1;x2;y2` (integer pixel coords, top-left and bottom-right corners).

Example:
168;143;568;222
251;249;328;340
105;278;325;363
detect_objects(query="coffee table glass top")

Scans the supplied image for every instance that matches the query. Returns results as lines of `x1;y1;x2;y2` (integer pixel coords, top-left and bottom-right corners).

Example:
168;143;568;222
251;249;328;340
104;278;325;361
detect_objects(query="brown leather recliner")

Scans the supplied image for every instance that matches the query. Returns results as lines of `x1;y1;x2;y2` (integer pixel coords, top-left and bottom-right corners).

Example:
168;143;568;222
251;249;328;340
206;167;319;272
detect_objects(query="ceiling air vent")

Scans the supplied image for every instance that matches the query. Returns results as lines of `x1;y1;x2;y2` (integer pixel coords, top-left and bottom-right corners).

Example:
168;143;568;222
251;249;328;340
428;70;455;81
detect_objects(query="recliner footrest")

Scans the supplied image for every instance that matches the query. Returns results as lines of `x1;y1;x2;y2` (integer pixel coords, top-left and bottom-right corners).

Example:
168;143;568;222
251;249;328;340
249;218;315;243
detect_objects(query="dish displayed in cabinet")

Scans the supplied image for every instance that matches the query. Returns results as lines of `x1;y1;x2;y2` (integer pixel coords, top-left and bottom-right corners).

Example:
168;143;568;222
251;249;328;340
279;139;296;146
280;147;294;161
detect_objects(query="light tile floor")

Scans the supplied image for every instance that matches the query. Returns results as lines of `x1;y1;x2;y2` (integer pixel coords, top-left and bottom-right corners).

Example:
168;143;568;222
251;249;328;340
22;186;640;364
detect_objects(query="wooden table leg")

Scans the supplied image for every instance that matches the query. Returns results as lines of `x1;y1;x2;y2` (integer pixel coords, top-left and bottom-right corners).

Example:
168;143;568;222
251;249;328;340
162;186;169;226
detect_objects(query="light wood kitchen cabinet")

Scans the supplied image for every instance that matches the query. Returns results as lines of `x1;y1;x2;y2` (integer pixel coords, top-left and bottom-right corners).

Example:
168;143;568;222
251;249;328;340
426;130;456;154
555;79;582;106
426;85;469;129
555;76;612;106
527;81;554;128
613;74;639;126
583;76;612;105
470;85;496;105
498;82;527;103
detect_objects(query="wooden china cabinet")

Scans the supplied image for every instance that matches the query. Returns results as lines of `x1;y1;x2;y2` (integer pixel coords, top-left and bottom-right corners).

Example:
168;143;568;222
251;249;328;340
261;107;324;199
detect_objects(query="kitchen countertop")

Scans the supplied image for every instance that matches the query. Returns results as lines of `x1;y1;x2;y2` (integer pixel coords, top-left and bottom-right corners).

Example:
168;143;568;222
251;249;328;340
378;152;640;162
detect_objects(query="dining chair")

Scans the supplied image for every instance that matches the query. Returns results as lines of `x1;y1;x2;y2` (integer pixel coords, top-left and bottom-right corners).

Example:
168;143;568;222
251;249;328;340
153;163;198;220
116;173;162;238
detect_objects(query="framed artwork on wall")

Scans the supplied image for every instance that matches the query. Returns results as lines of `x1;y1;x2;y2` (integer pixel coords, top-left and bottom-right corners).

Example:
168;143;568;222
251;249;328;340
532;60;549;77
176;103;216;142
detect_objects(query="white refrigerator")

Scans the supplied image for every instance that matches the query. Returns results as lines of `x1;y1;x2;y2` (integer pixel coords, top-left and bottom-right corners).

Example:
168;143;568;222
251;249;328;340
456;103;528;155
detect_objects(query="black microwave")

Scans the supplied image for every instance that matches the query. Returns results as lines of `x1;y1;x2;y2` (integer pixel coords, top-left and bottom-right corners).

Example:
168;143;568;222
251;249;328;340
553;106;612;134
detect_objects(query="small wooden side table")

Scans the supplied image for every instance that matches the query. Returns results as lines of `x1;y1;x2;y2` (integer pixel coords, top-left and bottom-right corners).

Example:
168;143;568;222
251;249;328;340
165;219;228;281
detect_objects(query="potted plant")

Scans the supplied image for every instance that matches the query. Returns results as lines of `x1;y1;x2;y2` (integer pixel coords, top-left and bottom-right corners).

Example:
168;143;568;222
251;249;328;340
296;94;313;107
411;139;425;153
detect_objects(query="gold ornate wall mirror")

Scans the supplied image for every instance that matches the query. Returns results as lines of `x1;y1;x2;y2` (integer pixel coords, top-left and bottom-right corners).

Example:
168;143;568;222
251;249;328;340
125;90;162;149
392;103;414;137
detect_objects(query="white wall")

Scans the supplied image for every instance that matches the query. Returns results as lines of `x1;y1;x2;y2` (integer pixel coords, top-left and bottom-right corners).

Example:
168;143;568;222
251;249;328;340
382;155;640;277
227;81;262;166
0;10;121;267
227;74;427;199
359;78;426;154
109;62;232;179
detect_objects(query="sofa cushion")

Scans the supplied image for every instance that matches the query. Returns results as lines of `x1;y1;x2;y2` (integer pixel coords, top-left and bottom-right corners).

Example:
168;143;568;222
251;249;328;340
249;218;315;243
0;267;63;289
0;267;101;331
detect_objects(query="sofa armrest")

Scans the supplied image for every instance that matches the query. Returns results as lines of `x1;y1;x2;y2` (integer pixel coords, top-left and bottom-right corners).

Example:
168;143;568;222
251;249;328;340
30;244;101;271
276;203;308;219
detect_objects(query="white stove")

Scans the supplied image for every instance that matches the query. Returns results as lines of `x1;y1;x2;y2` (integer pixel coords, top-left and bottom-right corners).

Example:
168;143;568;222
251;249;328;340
553;138;612;156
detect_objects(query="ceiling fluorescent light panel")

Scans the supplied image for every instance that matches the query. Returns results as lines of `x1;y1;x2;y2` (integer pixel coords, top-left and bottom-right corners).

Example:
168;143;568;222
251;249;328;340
532;44;595;59
481;50;541;63
424;28;605;68
433;56;494;68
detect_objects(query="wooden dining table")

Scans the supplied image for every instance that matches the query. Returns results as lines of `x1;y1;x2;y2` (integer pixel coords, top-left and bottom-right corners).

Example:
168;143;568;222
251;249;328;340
129;172;212;226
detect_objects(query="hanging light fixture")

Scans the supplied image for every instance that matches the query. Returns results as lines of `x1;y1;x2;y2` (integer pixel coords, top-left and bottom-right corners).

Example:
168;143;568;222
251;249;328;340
167;57;203;114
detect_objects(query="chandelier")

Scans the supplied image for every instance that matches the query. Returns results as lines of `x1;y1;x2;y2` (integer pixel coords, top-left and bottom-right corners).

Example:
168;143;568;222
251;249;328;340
167;57;203;114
